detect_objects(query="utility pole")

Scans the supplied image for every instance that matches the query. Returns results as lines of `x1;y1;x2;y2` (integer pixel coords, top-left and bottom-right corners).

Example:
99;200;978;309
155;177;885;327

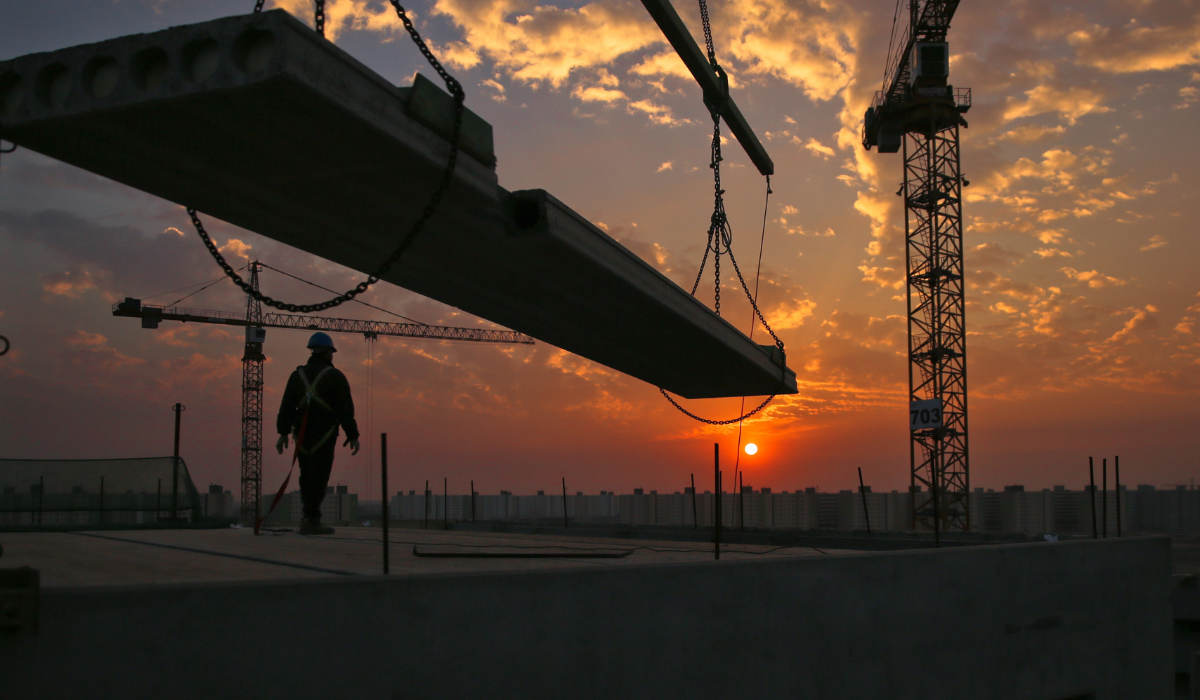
240;261;265;526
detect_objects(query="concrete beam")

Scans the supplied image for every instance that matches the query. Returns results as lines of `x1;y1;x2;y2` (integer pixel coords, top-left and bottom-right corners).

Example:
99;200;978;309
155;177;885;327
0;10;795;399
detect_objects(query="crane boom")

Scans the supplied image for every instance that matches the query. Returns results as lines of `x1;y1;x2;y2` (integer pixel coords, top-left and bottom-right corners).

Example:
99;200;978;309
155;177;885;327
879;0;962;111
113;299;536;345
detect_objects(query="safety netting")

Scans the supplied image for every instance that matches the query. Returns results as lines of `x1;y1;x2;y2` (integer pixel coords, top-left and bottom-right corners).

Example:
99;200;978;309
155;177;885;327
0;457;202;525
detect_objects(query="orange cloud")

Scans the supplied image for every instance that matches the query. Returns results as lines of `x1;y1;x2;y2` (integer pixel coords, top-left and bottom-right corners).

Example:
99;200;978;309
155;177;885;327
1062;267;1127;289
1141;235;1168;251
1003;84;1112;125
1068;16;1200;73
801;137;835;159
62;331;144;372
41;266;108;300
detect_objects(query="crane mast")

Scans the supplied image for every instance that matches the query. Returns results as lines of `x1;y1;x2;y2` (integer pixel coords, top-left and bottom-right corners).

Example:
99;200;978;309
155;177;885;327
114;268;534;527
241;262;265;526
863;1;972;534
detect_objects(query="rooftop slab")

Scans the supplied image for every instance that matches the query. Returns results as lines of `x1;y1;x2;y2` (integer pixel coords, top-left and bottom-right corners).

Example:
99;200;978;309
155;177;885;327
0;533;1173;699
0;10;796;399
0;527;842;587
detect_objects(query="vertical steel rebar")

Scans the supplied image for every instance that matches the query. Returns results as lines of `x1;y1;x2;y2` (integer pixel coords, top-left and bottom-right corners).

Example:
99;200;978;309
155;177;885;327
561;477;569;529
714;444;720;560
1089;457;1098;539
471;480;476;522
1102;458;1108;538
932;445;940;549
1108;456;1118;540
99;476;105;526
172;403;183;520
858;468;871;536
691;473;698;530
739;471;745;531
381;433;389;574
38;475;44;526
443;477;448;530
156;478;161;523
424;479;429;530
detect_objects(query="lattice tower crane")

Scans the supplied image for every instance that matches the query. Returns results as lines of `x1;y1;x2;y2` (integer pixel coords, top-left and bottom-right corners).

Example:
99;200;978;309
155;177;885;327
113;261;533;526
862;0;972;536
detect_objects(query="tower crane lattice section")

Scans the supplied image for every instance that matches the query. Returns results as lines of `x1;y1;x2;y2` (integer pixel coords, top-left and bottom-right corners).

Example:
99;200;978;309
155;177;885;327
863;0;971;533
905;125;968;531
241;262;265;526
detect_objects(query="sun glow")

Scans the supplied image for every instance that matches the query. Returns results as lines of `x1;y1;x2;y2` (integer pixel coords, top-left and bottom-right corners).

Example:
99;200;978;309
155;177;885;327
744;443;758;456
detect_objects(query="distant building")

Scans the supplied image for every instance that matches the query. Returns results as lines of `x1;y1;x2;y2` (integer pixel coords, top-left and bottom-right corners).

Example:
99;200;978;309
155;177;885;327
259;485;358;526
203;484;235;519
290;483;1200;535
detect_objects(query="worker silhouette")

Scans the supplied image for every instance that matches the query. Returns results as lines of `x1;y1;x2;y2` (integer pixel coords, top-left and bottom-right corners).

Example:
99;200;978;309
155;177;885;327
275;332;360;535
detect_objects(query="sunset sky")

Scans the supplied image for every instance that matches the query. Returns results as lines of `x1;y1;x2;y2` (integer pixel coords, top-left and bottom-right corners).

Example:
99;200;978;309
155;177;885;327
2;0;1198;502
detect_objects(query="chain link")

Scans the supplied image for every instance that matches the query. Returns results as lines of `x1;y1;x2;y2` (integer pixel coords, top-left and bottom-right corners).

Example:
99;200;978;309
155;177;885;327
659;388;775;425
195;0;465;314
314;0;325;37
698;0;716;65
253;0;264;12
658;0;786;425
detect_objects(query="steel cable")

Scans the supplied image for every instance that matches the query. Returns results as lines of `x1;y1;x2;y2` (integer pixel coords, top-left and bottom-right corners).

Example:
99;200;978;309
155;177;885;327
194;0;464;314
658;0;786;425
259;262;427;325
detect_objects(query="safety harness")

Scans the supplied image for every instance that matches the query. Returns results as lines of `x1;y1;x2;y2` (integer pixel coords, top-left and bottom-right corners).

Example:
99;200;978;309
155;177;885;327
294;365;337;454
254;364;336;535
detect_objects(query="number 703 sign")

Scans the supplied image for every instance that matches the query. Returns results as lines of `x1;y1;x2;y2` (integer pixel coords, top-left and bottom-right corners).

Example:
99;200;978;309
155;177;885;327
910;398;944;431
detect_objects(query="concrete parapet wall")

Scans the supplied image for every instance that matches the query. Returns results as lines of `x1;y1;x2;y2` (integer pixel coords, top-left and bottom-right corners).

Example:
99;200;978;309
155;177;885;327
0;537;1172;699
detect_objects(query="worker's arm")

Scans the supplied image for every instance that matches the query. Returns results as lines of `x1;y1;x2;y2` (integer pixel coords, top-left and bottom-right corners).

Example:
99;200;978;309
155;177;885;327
275;370;304;454
275;370;303;437
331;370;360;454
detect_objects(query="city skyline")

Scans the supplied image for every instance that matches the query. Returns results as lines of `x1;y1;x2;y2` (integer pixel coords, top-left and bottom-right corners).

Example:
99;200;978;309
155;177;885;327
1;0;1198;499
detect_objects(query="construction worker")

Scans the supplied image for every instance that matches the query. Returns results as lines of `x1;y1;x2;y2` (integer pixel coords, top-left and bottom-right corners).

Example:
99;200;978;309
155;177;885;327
275;332;360;535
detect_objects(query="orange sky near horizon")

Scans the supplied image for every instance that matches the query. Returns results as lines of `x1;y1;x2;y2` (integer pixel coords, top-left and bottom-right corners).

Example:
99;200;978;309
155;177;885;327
2;0;1199;501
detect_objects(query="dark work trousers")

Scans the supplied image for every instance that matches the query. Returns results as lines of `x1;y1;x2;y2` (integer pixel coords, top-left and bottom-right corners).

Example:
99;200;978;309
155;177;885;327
297;438;337;521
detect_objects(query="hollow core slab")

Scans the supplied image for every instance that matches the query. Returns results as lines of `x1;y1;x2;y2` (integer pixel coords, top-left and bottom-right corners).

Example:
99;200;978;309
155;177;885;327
0;10;796;399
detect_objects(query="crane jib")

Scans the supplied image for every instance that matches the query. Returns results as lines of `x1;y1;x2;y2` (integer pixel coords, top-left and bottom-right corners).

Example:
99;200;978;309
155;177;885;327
112;299;535;345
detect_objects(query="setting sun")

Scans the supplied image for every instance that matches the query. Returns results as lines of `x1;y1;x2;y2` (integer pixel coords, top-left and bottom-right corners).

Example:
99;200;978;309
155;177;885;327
745;443;758;456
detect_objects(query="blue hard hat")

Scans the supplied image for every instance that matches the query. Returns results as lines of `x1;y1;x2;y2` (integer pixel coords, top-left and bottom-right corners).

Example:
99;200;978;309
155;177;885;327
307;332;336;351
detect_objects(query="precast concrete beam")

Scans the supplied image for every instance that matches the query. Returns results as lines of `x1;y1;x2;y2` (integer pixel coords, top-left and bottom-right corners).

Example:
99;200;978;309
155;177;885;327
0;10;796;399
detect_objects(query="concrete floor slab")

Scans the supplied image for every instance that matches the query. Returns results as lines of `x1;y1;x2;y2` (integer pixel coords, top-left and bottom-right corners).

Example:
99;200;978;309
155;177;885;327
0;10;796;399
0;535;1174;699
0;527;841;587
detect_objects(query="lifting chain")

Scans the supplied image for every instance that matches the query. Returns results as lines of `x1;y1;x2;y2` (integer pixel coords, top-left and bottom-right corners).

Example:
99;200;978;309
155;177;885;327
199;0;464;313
659;0;786;426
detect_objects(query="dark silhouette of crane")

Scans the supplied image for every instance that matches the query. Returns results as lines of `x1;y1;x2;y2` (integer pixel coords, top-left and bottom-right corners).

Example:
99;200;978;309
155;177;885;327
862;1;972;539
114;261;533;525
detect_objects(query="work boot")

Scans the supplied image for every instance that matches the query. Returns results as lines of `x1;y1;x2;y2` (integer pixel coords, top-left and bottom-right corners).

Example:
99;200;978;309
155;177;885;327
299;518;335;536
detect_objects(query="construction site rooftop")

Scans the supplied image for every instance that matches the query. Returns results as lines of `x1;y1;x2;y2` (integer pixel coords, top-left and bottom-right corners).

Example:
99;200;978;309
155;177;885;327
1;526;853;587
